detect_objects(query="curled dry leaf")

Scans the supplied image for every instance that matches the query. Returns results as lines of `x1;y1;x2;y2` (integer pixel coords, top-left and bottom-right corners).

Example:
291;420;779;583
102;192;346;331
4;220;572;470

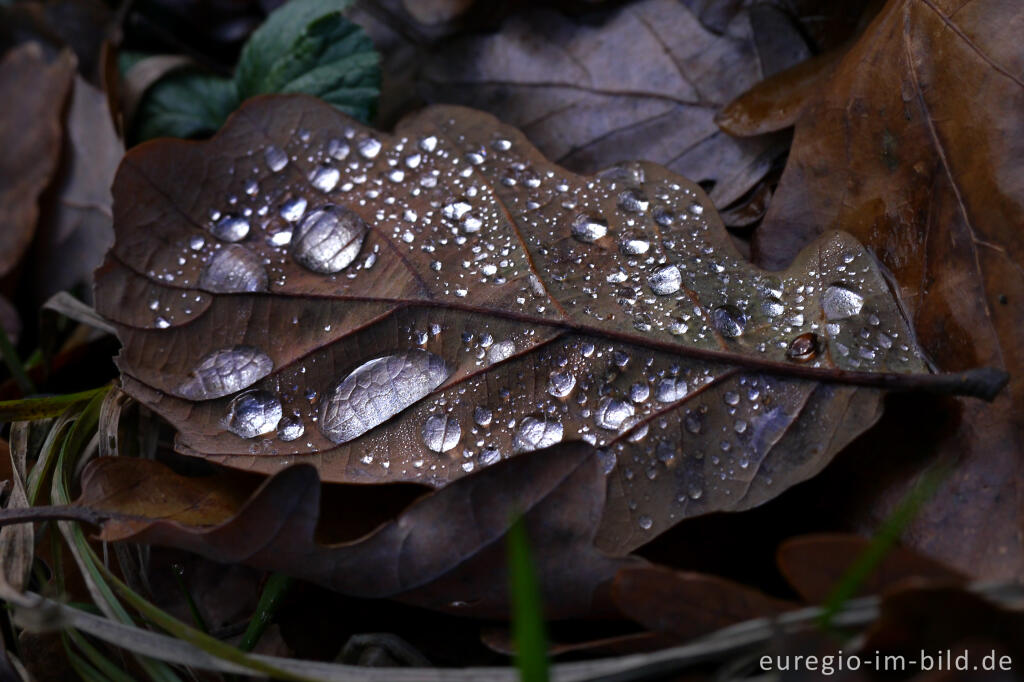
78;443;634;618
94;94;1002;555
748;0;1024;579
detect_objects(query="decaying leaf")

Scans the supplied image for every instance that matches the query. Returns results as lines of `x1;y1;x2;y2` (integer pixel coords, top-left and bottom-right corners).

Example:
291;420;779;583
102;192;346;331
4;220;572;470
406;0;794;209
78;443;634;618
0;43;75;279
776;533;966;604
612;565;795;641
93;94;1005;556
747;0;1024;579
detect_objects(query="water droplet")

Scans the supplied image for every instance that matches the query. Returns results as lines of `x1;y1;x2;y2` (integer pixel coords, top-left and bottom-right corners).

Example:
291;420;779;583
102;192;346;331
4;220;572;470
638;515;653;530
474;406;493;428
178;346;273;400
211;215;250;242
442;200;472;221
648;264;681;295
199;245;268;293
786;332;820;361
420;136;438;152
723;391;739;406
653;209;674;226
547;372;576;398
189;235;206;250
277;415;305;441
619;238;650;255
617;189;649;213
487;340;515;364
292;205;367;273
309;165;340;192
226;390;282;438
264;145;288;172
597;448;617;474
513;416;563;453
327;138;350;160
687;484;703;500
280;197;308;222
628;382;649;403
655;378;687;403
571;214;608;242
493;138;512;151
684;411;703;434
822;283;865;320
422;414;461;453
358;137;381;159
711;305;746;338
595;397;635;430
761;296;785;317
319;350;451;444
479;447;501;466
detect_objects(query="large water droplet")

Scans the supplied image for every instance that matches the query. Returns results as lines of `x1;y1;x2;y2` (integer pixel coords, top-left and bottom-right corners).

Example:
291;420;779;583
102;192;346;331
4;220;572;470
292;205;367;274
358;137;382;159
822;283;865;320
513;416;563;453
178;346;273;400
571;214;608;243
655;377;687;403
199;245;268;293
319;350;451;444
422;414;461;452
487;340;515;364
711;305;747;338
226;390;282;438
547;372;576;398
211;215;249;242
648;265;681;295
595;397;635;430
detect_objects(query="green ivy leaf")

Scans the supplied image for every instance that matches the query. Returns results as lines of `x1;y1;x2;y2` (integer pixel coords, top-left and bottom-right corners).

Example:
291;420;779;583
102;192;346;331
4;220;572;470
131;0;378;142
133;71;237;142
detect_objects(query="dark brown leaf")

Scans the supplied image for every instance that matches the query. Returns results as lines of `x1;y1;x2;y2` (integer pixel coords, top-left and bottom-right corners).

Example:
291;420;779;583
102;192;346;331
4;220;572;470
777;533;966;604
79;443;635;618
94;94;1003;556
750;0;1024;580
0;43;75;279
612;564;796;641
406;0;793;208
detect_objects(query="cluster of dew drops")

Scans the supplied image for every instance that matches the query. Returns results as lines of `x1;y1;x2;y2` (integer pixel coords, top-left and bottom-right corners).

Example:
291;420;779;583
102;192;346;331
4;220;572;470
156;115;920;529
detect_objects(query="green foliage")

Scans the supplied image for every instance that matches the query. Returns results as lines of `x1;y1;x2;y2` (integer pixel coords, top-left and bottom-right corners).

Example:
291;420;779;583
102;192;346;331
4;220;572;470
132;0;378;143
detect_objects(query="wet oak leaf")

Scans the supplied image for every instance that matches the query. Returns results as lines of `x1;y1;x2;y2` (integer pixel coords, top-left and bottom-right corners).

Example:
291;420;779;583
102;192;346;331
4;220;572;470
94;94;999;555
749;0;1024;579
78;443;635;618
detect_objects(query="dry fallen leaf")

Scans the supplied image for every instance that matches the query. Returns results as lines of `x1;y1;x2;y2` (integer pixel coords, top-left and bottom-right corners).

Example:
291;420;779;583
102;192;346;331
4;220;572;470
79;443;635;618
94;94;1003;556
745;0;1024;580
374;0;794;210
0;43;75;280
612;565;795;641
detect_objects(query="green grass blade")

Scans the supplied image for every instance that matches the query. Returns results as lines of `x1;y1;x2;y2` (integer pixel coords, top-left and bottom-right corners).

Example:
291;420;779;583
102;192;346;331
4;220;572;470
0;386;109;423
507;517;549;682
819;462;952;628
239;572;292;652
